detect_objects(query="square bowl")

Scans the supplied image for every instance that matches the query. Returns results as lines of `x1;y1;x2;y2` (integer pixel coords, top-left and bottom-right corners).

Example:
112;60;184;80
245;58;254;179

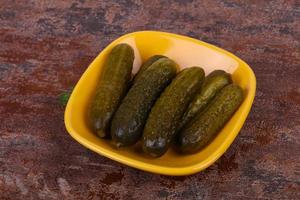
65;31;256;176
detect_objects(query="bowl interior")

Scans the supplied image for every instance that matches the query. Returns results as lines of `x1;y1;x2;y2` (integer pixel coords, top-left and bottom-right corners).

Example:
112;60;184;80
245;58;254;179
65;31;255;175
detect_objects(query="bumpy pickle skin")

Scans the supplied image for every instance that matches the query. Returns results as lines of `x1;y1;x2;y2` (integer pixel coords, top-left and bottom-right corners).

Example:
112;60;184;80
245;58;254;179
179;84;244;154
89;43;134;138
111;58;177;147
142;67;205;157
180;70;232;129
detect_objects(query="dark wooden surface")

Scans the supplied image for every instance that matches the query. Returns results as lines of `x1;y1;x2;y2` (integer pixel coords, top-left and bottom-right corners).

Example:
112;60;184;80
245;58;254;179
0;0;299;199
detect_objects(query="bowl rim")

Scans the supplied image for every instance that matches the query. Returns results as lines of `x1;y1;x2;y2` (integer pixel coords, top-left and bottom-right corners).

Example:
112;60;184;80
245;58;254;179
64;30;256;176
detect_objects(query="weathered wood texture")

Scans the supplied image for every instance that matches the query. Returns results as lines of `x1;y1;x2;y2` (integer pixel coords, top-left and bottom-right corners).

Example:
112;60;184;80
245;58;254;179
0;0;299;199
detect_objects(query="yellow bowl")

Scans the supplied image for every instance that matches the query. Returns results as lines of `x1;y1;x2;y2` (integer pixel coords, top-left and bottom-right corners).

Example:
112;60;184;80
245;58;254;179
64;31;256;176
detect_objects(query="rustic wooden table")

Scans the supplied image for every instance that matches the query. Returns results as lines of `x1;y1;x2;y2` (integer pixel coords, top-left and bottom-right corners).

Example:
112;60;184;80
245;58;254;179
0;1;299;199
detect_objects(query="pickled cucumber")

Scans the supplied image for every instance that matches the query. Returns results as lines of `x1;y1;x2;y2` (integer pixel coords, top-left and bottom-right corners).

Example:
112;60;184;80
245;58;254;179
111;58;177;147
134;55;166;82
179;84;243;154
180;70;232;129
142;67;205;157
89;43;134;138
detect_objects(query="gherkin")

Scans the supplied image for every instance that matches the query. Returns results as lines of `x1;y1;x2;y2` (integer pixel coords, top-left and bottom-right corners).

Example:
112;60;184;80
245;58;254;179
142;67;205;157
89;43;134;138
179;84;244;154
111;58;177;147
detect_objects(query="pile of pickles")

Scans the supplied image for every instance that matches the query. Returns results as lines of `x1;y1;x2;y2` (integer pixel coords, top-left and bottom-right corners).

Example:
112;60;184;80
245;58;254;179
89;43;243;157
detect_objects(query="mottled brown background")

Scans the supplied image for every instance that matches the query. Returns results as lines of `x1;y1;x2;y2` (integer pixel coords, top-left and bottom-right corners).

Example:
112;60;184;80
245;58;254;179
0;0;299;199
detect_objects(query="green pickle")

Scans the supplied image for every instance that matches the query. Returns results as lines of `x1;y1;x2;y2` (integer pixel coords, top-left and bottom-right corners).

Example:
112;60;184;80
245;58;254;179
133;55;166;82
180;70;232;129
111;58;177;147
142;67;205;157
179;84;244;154
89;43;134;138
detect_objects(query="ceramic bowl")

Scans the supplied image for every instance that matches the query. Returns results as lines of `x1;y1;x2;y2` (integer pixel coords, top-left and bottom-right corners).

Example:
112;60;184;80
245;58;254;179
65;31;256;176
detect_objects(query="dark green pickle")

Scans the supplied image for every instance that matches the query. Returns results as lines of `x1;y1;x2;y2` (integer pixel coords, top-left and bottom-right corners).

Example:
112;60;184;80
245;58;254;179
89;43;134;138
142;67;205;157
111;58;177;147
180;70;232;129
133;55;166;82
179;84;244;154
